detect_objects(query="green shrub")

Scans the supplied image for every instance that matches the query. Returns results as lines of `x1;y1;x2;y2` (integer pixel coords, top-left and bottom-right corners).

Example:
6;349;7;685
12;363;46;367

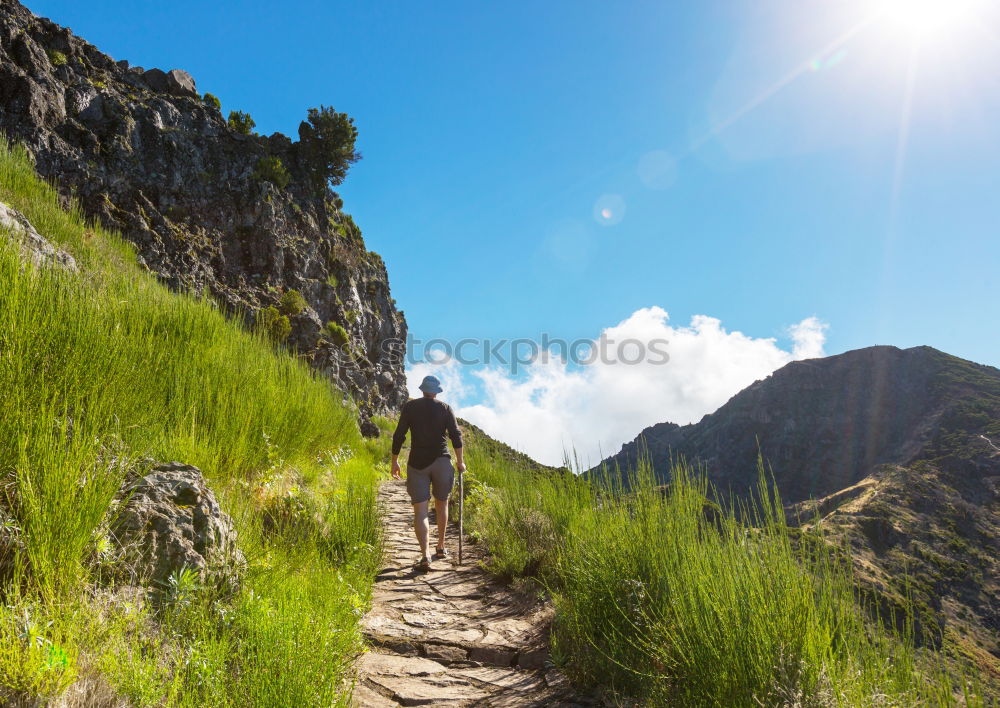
46;49;67;67
297;105;360;195
257;305;290;342
227;110;255;135
345;309;358;324
277;289;307;317
325;321;349;347
325;274;339;288
332;212;362;244
202;92;221;111
253;155;291;189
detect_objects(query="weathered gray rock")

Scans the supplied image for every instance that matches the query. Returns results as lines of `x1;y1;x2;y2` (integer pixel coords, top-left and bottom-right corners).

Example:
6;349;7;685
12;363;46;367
0;1;408;427
0;201;78;271
166;68;197;96
77;90;104;123
140;68;169;92
112;462;244;590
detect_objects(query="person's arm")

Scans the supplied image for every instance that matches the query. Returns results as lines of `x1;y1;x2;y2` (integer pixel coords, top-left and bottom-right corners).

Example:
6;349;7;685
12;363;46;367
390;406;410;480
446;406;465;471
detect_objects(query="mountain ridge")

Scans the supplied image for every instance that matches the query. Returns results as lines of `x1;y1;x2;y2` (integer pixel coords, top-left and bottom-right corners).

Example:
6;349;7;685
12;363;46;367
593;344;1000;501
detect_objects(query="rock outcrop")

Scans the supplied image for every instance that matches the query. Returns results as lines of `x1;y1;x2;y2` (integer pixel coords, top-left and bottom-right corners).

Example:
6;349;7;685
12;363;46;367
0;1;407;428
0;200;77;270
112;462;244;591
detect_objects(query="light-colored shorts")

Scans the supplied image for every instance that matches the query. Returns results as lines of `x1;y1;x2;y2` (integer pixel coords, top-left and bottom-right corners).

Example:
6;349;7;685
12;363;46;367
406;456;455;504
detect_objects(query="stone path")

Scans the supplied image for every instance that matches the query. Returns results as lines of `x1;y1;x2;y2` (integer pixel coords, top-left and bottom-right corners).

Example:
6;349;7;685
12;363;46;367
352;482;593;707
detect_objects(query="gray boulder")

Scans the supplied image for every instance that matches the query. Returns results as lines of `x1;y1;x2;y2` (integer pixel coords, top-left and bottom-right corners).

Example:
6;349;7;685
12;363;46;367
77;90;104;124
112;462;244;591
166;69;197;97
140;67;169;92
0;201;78;271
142;68;197;97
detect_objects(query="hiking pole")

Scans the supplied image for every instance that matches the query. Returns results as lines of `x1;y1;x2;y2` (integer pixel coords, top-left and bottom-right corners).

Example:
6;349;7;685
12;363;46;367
458;467;464;565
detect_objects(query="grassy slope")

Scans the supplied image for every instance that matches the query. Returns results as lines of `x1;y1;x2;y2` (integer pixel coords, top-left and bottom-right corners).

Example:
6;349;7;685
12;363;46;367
462;431;988;706
0;140;391;706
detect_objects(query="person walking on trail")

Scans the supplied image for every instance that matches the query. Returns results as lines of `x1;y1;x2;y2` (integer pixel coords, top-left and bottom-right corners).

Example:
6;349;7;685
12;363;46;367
391;374;465;572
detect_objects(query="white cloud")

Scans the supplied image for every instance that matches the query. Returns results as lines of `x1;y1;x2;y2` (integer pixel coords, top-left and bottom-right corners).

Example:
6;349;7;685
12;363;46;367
405;357;471;401
405;307;828;468
789;316;828;359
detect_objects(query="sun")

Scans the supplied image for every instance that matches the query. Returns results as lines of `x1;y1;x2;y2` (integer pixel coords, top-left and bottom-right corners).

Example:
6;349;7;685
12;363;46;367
878;0;982;40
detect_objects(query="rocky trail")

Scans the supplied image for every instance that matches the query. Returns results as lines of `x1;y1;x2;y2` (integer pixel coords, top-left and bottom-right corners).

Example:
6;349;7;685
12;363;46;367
353;482;594;707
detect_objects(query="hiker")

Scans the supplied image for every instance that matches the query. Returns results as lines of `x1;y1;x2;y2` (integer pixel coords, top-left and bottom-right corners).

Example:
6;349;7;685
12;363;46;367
391;374;465;571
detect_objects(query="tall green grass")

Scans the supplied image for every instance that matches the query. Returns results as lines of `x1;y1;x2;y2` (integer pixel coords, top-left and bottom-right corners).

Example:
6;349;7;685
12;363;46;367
0;139;389;705
464;439;984;706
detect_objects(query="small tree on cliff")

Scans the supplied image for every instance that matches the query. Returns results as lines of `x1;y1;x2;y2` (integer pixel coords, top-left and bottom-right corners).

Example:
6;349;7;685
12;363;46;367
298;106;361;196
228;110;255;135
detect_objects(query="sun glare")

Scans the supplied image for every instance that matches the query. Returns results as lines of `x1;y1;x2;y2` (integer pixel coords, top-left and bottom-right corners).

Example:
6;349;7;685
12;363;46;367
878;0;981;40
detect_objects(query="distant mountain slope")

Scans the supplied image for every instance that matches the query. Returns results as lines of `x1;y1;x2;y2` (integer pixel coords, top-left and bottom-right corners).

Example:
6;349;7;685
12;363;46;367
0;0;406;430
793;459;999;677
595;345;1000;503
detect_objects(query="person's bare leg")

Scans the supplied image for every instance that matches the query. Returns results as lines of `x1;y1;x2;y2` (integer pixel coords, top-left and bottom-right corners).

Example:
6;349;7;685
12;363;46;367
434;498;448;552
412;501;430;561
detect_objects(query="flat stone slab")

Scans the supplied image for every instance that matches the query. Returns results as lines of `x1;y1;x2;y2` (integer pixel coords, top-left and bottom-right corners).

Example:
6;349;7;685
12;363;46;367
352;682;399;708
363;613;424;639
394;598;452;613
423;580;487;599
401;610;455;628
419;627;485;646
358;652;446;677
455;666;546;692
367;675;488;706
423;644;469;662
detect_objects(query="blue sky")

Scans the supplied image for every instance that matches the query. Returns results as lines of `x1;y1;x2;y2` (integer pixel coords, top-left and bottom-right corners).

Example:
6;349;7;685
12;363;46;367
27;0;1000;461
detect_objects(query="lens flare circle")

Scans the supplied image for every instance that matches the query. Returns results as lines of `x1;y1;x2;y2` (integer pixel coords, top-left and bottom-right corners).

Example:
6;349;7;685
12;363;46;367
593;194;625;226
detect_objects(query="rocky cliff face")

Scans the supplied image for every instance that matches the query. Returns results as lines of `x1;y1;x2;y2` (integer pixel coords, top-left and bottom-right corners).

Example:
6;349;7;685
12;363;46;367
0;0;407;431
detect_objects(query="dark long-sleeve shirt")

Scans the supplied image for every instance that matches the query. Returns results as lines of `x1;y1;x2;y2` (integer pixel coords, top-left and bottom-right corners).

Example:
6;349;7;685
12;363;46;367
391;397;463;470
